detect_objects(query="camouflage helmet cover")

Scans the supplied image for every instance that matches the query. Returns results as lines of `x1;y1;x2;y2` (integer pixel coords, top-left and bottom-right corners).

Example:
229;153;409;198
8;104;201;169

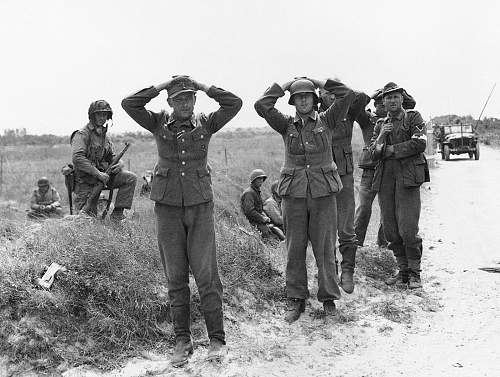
250;169;267;183
88;100;113;120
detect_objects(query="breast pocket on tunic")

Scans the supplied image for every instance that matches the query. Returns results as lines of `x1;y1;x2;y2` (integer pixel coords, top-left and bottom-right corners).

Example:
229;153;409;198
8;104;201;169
191;129;210;159
286;130;303;155
309;126;327;153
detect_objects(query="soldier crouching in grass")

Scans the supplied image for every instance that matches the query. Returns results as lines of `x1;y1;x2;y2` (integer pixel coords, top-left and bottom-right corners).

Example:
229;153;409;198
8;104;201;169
122;76;242;367
27;177;64;219
255;77;354;323
71;100;137;221
369;82;429;289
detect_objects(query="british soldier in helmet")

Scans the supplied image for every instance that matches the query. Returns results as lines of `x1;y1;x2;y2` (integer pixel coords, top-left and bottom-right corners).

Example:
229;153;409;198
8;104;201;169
71;100;137;220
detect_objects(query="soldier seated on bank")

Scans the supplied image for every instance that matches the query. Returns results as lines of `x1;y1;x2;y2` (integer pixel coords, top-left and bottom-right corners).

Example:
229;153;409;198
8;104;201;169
263;180;284;233
241;169;285;241
27;177;64;219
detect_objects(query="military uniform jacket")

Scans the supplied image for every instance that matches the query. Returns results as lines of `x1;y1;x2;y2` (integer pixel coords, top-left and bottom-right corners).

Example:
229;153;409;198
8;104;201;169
329;91;371;176
255;79;355;198
241;185;267;225
72;124;115;185
122;86;242;207
30;186;61;209
369;109;429;191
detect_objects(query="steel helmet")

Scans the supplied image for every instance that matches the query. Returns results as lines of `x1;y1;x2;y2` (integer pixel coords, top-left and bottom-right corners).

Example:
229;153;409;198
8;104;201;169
88;100;113;121
37;177;50;187
288;79;319;105
250;169;267;183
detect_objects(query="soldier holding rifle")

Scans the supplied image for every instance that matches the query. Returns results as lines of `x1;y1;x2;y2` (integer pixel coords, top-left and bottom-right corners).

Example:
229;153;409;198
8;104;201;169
71;100;137;220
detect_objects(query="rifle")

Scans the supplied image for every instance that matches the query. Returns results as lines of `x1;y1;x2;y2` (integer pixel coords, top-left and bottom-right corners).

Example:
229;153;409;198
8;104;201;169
81;142;131;216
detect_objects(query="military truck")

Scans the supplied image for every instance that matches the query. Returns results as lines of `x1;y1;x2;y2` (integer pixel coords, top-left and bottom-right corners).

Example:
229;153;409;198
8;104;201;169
435;123;479;160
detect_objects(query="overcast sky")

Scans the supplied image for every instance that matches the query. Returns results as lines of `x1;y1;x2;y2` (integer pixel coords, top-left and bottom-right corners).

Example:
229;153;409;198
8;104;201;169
1;0;499;136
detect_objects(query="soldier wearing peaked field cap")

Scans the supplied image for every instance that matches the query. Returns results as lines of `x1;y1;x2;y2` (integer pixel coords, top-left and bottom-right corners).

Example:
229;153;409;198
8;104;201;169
122;74;242;366
255;76;355;322
369;82;429;290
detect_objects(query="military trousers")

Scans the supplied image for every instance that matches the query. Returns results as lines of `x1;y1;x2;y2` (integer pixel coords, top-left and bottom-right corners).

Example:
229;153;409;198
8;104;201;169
155;201;225;343
336;173;357;272
354;169;387;246
74;170;137;213
282;192;341;302
377;160;423;273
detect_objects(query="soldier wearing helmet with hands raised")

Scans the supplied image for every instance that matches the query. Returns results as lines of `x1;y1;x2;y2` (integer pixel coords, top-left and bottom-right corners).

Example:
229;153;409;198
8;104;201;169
255;77;355;322
122;75;242;367
71;100;137;220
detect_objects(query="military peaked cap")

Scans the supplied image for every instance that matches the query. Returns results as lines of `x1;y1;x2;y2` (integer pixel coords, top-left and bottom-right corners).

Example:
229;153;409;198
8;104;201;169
167;76;196;99
382;82;404;97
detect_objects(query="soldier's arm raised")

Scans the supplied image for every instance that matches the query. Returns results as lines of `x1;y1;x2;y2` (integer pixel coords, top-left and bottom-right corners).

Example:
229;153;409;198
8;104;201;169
197;80;243;134
317;78;355;128
121;86;165;132
254;83;291;134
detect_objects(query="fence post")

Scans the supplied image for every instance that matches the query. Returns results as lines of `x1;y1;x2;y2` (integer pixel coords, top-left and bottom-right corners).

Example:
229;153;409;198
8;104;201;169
224;148;228;176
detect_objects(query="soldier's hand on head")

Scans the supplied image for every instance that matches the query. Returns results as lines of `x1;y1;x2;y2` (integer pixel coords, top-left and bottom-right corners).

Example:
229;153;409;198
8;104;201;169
97;172;110;184
371;88;383;99
192;79;209;93
281;80;295;92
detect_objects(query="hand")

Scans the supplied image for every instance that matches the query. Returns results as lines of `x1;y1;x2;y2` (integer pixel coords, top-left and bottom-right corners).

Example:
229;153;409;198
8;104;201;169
281;80;295;92
379;123;394;137
263;215;271;224
191;79;209;92
97;172;110;184
110;160;124;174
371;88;383;99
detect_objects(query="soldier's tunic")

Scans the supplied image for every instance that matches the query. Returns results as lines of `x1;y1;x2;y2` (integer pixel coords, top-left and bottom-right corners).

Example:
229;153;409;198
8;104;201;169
27;186;64;218
71;124;137;213
369;109;428;273
255;80;354;302
121;85;242;344
326;91;370;272
354;109;387;246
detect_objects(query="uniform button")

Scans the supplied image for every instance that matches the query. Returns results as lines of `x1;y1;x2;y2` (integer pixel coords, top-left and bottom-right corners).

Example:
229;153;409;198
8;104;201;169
306;164;310;168
181;139;185;143
200;135;204;139
181;150;185;154
163;135;166;139
181;172;185;176
305;141;308;144
181;161;186;165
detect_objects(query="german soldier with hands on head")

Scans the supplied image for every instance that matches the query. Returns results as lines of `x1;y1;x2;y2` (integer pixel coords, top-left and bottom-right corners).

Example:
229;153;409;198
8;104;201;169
255;76;354;322
122;75;242;367
369;82;428;289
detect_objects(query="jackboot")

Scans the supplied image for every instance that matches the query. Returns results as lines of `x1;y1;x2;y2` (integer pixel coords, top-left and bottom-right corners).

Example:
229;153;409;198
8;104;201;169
285;298;305;323
206;338;226;362
171;338;193;368
408;271;422;289
323;300;337;316
385;271;409;286
340;270;354;294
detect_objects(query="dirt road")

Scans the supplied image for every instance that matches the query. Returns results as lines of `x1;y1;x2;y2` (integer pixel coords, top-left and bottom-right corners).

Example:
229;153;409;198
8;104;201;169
64;145;500;377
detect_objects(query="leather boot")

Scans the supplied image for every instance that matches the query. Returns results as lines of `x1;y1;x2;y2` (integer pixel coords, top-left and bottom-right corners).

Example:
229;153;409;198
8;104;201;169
340;270;354;294
323;300;337;316
171;338;193;368
408;271;422;289
285;299;305;323
385;270;409;285
206;338;226;362
110;207;125;222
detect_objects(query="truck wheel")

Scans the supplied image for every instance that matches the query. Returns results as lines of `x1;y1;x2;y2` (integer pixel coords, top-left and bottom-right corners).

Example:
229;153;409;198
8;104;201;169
474;144;480;160
444;145;451;161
